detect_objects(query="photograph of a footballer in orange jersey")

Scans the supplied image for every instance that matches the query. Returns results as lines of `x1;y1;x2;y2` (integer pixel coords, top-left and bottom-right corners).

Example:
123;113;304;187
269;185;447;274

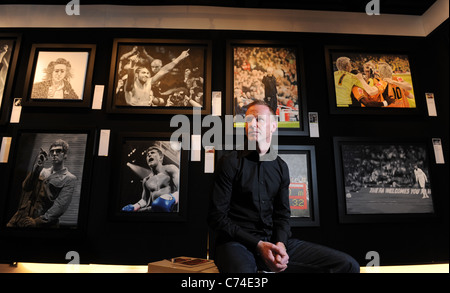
330;52;416;109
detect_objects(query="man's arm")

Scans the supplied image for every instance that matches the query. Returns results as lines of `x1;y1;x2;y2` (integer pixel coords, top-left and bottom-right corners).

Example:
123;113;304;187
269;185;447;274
383;77;413;91
22;149;47;191
255;159;291;272
151;50;190;84
166;164;180;203
271;159;292;245
207;153;261;250
360;96;392;107
122;177;148;212
37;174;77;225
355;73;379;96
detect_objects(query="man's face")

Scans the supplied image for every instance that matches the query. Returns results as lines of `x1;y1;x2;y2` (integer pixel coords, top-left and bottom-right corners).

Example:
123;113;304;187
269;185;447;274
49;146;65;165
151;60;162;74
52;64;67;82
146;148;162;167
363;63;373;76
245;104;276;145
137;68;150;83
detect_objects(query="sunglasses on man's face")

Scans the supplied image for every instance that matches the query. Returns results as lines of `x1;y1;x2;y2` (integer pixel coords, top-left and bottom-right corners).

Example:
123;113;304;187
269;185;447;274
49;148;64;155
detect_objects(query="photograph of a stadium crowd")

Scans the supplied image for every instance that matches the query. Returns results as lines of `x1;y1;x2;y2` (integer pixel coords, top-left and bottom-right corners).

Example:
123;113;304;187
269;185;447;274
232;45;300;129
328;50;416;109
334;139;434;219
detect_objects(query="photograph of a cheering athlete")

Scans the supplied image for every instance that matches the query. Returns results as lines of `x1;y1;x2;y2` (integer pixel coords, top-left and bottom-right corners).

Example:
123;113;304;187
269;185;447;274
7;139;77;228
122;143;180;213
208;100;360;273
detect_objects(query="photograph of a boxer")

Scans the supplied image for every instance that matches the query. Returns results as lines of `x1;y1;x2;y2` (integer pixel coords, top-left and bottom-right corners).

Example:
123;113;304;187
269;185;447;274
119;140;180;213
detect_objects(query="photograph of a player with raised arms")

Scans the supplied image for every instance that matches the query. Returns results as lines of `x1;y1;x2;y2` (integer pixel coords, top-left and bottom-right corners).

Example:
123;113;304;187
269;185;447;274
330;52;416;109
112;43;205;108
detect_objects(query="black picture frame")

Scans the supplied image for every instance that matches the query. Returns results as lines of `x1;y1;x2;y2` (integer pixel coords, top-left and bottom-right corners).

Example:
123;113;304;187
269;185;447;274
106;38;212;115
325;46;421;115
226;40;309;136
333;137;437;223
110;132;189;222
278;145;320;227
1;127;96;236
22;43;96;108
0;34;21;124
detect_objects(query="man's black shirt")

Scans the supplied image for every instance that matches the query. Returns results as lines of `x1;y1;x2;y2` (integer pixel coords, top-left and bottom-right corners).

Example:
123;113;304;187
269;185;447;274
208;149;291;251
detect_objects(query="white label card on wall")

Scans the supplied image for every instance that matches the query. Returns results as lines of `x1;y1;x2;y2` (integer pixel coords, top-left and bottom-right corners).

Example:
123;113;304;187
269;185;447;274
191;134;201;161
308;112;319;137
425;93;437;116
0;137;12;163
10;98;22;123
92;85;105;110
432;138;445;164
204;146;215;173
212;91;222;116
98;129;110;156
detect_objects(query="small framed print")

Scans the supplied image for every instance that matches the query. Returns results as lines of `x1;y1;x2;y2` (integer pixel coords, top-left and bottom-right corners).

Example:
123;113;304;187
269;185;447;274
107;38;212;115
226;40;308;136
333;137;436;223
111;132;188;222
2;128;95;233
22;44;96;108
279;145;320;227
0;34;21;124
325;46;420;115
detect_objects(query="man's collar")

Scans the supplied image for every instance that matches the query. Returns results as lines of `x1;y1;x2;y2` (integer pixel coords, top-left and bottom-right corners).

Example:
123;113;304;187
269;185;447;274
50;167;68;175
240;147;278;162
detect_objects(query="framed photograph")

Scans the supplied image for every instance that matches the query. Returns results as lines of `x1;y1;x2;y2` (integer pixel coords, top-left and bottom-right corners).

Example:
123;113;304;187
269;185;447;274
2;128;95;232
0;34;21;124
107;39;212;115
22;44;96;108
325;46;420;115
111;132;188;221
226;40;308;136
279;145;319;226
333;137;436;223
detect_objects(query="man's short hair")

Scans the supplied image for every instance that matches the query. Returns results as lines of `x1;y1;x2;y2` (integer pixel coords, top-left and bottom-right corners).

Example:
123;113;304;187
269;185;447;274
378;63;393;79
336;56;351;72
49;139;69;154
146;146;163;157
246;100;275;116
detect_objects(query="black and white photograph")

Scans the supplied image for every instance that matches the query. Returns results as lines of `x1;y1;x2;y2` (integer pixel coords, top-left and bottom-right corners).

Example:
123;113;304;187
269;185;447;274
0;39;15;106
107;39;212;114
0;34;21;124
279;145;319;226
23;44;96;108
334;137;435;222
118;139;181;214
5;132;88;229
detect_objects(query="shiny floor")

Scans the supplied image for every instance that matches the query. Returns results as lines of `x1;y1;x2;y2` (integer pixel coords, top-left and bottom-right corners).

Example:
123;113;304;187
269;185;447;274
0;262;448;273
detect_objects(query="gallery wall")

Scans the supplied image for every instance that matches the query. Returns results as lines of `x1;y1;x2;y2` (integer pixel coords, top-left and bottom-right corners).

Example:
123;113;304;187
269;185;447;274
0;20;448;266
